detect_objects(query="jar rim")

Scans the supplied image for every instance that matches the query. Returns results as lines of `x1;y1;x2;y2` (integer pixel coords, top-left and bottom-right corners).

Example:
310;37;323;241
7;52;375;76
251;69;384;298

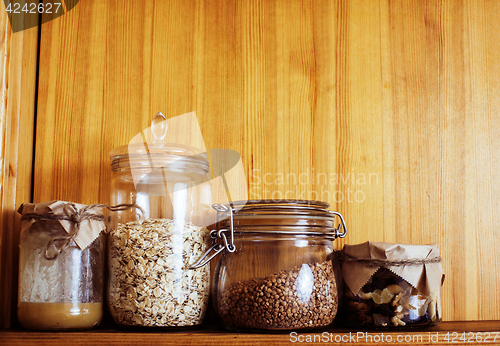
229;199;331;215
110;139;210;174
217;199;344;239
111;152;210;174
227;225;342;240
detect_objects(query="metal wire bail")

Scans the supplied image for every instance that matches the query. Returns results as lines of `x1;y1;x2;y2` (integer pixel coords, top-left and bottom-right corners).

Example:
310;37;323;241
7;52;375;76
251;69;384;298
188;203;236;269
329;211;347;238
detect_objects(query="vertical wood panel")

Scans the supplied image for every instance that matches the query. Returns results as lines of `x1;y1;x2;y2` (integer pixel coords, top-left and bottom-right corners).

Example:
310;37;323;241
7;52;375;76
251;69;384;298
469;0;500;320
444;0;467;320
342;0;385;248
0;5;12;329
36;1;108;204
0;9;38;328
101;0;151;203
33;0;500;321
310;0;341;246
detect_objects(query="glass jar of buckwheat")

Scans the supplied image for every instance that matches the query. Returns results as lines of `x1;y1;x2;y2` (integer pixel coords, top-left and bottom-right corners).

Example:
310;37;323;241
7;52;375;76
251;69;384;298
196;199;346;331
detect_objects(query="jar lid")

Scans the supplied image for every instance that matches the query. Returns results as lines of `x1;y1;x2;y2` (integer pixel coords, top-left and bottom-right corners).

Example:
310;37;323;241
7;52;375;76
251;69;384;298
230;199;330;215
188;200;347;269
109;112;209;172
217;199;347;239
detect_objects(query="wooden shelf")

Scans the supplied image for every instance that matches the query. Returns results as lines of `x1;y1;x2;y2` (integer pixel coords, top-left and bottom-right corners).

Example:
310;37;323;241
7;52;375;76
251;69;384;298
1;321;499;345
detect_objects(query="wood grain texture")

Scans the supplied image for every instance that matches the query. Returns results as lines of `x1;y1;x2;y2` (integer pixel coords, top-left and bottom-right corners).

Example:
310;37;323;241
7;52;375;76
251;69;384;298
33;0;500;322
0;7;38;328
1;321;500;346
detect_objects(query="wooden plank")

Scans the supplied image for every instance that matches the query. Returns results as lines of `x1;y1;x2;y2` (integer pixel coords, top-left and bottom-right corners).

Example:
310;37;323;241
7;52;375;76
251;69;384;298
0;6;38;328
33;0;500;322
0;4;11;330
341;0;385;248
479;0;500;321
0;321;499;346
35;0;108;205
377;0;500;321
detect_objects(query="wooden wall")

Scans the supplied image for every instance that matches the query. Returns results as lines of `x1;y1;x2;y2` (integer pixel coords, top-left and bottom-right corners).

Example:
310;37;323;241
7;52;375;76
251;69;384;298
1;0;500;326
0;7;37;327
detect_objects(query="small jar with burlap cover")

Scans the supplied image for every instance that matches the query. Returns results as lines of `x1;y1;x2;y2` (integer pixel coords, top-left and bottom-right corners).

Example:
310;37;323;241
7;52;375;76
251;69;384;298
338;241;445;329
17;200;107;330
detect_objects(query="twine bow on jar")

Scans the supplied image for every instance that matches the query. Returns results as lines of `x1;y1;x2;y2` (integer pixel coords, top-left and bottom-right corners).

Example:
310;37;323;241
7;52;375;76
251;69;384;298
20;202;142;260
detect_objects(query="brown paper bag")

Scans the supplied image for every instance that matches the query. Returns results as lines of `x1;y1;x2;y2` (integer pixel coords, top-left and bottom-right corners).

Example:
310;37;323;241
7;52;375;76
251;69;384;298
18;200;106;255
340;241;444;297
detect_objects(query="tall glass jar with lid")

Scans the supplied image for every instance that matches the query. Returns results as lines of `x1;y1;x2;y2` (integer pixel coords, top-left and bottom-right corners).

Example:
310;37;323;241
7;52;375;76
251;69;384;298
107;113;212;328
193;199;346;331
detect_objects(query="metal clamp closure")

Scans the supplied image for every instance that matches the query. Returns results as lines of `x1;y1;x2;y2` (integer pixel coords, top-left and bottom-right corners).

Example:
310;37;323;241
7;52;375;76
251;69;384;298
188;203;347;269
329;211;347;239
188;204;235;269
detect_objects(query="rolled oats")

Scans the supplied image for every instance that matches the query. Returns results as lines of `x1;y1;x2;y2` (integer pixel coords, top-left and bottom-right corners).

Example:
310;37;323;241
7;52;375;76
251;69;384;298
109;218;210;327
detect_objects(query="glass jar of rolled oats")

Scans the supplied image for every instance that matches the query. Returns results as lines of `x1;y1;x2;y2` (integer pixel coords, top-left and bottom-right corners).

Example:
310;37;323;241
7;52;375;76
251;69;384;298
194;200;346;331
107;113;212;328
